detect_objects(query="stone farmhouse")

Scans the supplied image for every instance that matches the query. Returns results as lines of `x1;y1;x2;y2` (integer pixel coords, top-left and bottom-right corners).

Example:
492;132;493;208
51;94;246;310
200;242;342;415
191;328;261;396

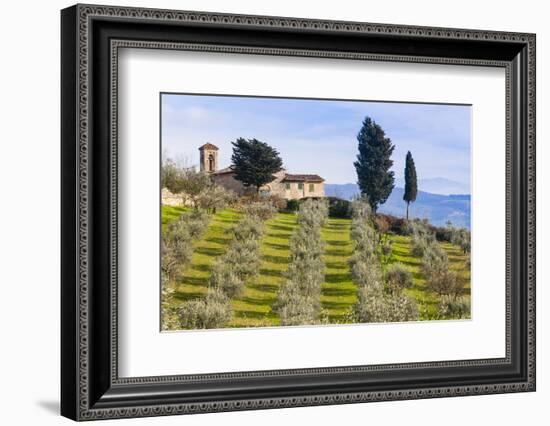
199;143;325;200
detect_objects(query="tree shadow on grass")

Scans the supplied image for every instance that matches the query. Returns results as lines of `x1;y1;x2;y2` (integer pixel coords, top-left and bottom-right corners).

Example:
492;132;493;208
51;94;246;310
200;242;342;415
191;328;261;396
325;248;349;256
173;289;205;301
238;295;275;305
190;263;211;273
324;273;352;284
322;284;355;297
180;275;209;287
204;236;232;245
248;282;279;293
216;216;241;225
391;258;421;269
322;299;353;311
269;224;296;233
195;247;225;256
263;241;290;250
259;267;284;278
325;222;349;231
325;261;348;269
261;255;289;265
325;240;350;247
233;309;270;320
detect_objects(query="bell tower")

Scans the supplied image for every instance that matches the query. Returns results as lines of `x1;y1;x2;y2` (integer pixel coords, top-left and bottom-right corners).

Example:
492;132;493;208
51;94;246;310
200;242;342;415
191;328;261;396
198;143;219;173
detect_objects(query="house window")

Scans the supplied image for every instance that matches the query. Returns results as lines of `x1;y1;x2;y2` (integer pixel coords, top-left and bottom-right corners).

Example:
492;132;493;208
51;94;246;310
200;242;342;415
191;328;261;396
285;182;291;190
298;183;304;190
309;183;315;192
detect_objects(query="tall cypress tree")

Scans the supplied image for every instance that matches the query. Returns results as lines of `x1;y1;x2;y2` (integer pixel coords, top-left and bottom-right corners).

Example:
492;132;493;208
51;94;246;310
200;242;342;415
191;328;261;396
354;117;395;212
403;151;418;220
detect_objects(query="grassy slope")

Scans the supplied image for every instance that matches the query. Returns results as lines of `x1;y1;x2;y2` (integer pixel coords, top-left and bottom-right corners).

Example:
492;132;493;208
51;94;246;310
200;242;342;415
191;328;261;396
163;206;471;327
231;212;298;327
388;234;471;319
321;217;356;322
171;208;242;303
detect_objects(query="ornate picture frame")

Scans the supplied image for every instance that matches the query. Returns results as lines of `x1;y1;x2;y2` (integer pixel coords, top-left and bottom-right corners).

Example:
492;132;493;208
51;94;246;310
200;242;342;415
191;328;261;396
61;4;535;421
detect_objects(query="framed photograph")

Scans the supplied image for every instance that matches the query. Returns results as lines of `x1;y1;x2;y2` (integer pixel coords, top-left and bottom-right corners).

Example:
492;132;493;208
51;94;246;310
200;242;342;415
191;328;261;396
61;4;536;421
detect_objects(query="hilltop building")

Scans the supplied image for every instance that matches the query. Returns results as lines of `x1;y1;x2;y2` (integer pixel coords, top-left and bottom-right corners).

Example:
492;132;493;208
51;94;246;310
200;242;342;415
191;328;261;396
199;143;325;200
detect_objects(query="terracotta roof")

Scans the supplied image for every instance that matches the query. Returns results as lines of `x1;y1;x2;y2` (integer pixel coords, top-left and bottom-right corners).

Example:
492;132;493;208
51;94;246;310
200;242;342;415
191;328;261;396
198;143;219;151
212;166;235;175
283;174;324;183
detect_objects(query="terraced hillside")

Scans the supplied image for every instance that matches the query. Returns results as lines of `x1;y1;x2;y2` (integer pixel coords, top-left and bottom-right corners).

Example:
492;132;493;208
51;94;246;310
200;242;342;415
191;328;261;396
162;206;470;328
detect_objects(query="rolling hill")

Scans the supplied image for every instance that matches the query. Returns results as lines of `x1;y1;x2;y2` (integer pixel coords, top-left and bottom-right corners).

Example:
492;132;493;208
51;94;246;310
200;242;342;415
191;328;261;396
324;183;471;228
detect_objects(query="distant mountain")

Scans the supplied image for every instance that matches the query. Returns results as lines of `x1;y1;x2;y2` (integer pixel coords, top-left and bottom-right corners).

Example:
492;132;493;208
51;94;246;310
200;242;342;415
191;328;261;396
324;183;470;228
395;177;470;196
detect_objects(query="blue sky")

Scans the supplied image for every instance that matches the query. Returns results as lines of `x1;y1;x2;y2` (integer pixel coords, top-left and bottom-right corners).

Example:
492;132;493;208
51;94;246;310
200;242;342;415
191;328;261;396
161;94;471;187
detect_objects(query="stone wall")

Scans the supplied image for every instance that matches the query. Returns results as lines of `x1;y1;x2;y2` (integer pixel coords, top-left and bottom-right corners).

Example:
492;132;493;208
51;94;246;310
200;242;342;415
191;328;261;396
161;188;182;206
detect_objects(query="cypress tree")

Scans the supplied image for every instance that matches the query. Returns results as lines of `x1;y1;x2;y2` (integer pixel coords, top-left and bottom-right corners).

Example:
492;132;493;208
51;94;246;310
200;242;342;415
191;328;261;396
353;117;395;212
231;138;283;194
403;151;418;220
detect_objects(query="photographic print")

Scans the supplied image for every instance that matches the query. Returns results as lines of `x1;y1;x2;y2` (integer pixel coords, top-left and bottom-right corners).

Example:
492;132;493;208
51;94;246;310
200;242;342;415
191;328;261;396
160;94;472;331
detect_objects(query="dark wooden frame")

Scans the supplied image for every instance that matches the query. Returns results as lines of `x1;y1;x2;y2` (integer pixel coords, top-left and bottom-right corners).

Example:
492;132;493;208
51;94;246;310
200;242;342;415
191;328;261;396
61;4;536;421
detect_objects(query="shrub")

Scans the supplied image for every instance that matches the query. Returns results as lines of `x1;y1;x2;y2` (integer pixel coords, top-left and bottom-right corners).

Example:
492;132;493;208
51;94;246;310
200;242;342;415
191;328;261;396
233;215;265;242
160;273;179;331
438;295;471;319
380;242;393;257
385;293;420;322
353;287;388;323
351;222;378;253
209;262;245;299
297;198;329;228
186;210;210;239
445;223;471;254
353;287;419;323
242;201;277;221
210;228;262;298
420;242;465;296
385;263;413;293
177;288;233;329
161;220;193;281
328;197;351;218
266;195;287;211
349;254;383;290
351;198;372;221
197;185;237;213
286;199;300;212
161;210;211;281
373;215;390;236
277;293;320;326
411;238;428;257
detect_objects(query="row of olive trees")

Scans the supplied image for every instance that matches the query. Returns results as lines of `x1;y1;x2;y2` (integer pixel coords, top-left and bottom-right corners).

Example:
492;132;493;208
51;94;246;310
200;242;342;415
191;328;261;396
443;221;471;254
350;199;419;323
275;199;329;326
176;202;277;329
161;210;210;283
160;210;211;330
408;219;470;319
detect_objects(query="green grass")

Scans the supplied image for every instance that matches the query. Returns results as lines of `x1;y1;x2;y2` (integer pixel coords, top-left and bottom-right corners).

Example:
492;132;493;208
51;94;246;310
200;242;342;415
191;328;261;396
161;205;188;230
321;217;356;322
231;212;298;327
163;206;471;327
387;234;471;320
171;208;242;303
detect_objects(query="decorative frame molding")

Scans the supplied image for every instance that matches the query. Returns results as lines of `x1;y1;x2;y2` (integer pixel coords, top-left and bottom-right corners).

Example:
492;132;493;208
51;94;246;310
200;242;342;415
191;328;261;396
61;4;535;421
